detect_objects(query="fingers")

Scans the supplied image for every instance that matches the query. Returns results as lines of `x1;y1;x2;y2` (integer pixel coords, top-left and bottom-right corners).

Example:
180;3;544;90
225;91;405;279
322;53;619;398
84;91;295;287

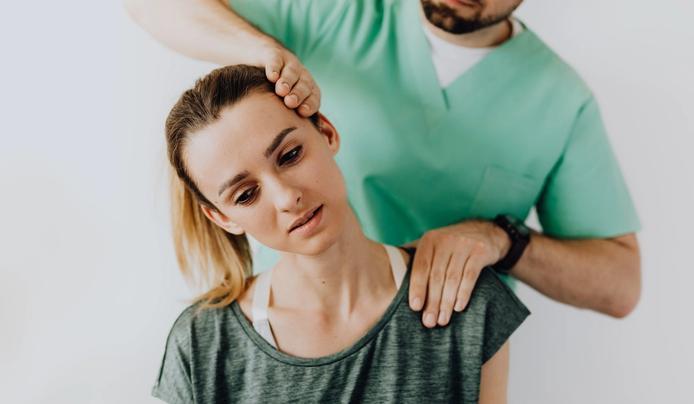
265;53;283;83
407;222;501;328
421;247;450;328
268;56;321;116
298;85;321;117
437;251;466;326
454;251;485;312
284;75;312;109
409;239;433;312
275;63;300;97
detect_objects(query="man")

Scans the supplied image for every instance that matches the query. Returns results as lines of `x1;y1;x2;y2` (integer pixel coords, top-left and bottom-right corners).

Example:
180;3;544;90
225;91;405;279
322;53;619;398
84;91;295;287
125;0;641;327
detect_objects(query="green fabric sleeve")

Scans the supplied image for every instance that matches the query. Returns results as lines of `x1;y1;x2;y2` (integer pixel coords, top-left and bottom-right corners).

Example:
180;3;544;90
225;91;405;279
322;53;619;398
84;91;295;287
536;96;641;238
228;0;349;58
480;269;531;364
151;311;195;404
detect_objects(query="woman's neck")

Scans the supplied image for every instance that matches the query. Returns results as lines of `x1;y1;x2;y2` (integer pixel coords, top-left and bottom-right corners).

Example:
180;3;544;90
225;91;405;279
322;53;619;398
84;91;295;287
271;209;395;320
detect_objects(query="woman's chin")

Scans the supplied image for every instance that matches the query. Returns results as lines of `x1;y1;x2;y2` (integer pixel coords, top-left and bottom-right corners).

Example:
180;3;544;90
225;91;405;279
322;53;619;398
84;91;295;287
291;228;344;256
259;204;351;256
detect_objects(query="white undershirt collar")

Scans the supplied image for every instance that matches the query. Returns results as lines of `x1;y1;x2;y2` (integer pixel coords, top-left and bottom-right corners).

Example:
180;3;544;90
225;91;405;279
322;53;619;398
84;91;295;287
424;17;524;87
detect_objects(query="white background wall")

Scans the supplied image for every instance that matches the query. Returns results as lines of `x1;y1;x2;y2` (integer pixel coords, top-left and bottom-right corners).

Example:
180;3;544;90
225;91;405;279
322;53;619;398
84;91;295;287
0;0;691;403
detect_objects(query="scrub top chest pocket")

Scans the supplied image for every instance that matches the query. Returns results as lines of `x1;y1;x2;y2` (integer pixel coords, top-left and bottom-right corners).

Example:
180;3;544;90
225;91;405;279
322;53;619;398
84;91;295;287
468;165;544;220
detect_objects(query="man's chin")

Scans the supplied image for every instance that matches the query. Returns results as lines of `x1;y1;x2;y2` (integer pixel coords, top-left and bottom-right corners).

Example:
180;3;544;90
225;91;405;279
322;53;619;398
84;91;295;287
421;0;520;35
421;0;483;34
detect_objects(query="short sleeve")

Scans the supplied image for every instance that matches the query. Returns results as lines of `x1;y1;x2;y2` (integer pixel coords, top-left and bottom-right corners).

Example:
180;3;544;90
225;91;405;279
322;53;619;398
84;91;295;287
151;314;195;404
228;0;349;58
479;269;531;364
536;96;641;238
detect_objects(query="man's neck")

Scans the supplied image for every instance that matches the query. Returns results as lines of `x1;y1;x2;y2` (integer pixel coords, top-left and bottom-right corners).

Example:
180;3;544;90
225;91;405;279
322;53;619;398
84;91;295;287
422;15;513;48
272;209;395;320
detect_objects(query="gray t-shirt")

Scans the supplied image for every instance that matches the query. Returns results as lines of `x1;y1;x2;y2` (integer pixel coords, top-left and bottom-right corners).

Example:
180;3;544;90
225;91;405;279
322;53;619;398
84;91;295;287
152;254;530;403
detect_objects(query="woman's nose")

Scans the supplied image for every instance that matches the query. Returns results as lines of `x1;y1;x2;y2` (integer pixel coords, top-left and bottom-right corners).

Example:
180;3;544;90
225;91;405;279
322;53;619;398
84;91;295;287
269;180;303;212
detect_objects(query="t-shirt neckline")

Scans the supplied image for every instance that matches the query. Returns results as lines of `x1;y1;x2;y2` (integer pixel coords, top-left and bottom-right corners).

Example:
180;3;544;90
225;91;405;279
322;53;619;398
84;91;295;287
230;248;414;367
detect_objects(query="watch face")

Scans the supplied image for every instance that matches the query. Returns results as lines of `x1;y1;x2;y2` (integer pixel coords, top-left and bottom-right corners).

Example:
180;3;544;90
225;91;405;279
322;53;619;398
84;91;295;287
505;215;530;237
516;221;530;237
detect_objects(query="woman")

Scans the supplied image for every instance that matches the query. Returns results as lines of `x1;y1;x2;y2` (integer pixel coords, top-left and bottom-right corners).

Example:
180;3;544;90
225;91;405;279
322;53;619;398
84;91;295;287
153;65;529;403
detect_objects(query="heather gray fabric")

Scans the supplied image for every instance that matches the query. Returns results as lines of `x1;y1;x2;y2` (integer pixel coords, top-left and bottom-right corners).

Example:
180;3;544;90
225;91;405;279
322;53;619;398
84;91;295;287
152;252;530;403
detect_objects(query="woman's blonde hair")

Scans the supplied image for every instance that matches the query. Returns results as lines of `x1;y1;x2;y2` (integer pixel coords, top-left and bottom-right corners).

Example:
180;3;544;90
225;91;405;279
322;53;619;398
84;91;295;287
166;65;319;309
164;65;278;310
169;172;252;309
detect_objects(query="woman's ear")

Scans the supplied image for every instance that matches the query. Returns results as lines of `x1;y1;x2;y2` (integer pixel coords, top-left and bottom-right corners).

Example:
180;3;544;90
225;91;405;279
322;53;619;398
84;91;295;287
200;204;245;235
316;113;340;155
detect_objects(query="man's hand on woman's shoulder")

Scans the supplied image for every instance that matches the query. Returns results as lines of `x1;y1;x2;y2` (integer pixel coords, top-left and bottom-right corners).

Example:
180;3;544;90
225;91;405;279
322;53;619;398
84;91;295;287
406;220;511;328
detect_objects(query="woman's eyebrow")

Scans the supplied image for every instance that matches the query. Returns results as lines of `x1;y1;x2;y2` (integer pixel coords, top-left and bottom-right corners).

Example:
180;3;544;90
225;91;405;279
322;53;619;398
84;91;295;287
218;170;250;197
217;127;298;198
264;127;297;158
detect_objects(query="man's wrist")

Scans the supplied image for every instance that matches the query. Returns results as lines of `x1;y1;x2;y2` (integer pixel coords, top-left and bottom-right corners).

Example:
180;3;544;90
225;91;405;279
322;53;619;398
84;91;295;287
243;35;281;66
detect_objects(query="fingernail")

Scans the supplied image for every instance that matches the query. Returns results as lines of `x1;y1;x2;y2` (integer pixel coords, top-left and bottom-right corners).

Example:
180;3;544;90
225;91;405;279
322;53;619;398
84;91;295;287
287;95;298;105
300;104;310;112
412;297;423;311
456;301;468;312
424;313;435;327
437;310;448;325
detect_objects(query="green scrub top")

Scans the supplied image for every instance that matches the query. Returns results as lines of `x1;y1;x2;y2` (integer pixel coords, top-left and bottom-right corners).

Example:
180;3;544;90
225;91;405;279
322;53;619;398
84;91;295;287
229;0;640;284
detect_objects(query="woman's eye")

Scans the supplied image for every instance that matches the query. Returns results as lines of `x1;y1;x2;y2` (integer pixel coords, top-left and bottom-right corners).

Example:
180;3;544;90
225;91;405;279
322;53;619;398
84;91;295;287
278;146;303;166
234;187;257;205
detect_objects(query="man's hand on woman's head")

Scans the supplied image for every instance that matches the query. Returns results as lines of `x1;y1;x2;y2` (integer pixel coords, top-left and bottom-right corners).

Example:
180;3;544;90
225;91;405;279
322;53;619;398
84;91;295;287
259;42;321;117
406;220;512;328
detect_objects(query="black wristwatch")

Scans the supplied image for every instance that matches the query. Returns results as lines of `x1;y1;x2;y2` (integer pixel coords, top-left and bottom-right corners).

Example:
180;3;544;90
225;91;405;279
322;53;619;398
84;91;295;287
492;214;531;273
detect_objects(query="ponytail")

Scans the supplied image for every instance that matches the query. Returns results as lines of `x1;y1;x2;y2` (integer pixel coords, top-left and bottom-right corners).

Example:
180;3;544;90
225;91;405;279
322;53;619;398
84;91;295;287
164;65;272;310
169;170;252;310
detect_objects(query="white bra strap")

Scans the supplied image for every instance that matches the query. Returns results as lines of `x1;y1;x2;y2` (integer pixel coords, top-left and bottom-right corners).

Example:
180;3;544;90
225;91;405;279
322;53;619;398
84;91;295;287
384;245;408;289
251;270;278;348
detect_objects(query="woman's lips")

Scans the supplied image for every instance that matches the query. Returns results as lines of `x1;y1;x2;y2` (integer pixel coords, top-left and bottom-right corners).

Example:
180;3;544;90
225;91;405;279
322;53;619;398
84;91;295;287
289;205;323;236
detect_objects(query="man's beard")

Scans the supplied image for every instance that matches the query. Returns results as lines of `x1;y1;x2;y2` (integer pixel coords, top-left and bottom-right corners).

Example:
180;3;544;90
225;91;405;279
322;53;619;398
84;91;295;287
421;0;520;35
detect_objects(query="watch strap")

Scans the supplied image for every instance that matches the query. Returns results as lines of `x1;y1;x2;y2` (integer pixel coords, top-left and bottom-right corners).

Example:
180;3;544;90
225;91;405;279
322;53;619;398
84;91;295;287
493;215;530;273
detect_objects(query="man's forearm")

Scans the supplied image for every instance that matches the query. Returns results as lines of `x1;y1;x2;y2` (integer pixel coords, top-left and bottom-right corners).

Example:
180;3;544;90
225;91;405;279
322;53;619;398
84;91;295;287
509;232;641;318
124;0;272;65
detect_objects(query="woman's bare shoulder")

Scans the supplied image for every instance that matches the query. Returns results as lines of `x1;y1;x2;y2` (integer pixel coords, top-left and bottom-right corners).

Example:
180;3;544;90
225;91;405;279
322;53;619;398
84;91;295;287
236;274;259;321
